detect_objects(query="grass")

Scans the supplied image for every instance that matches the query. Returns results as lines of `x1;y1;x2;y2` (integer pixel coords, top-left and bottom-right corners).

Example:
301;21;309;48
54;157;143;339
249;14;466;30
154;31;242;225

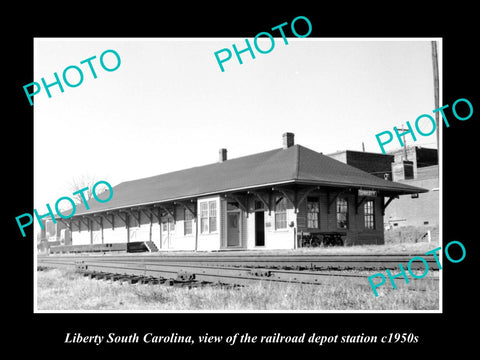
37;267;439;311
385;225;439;244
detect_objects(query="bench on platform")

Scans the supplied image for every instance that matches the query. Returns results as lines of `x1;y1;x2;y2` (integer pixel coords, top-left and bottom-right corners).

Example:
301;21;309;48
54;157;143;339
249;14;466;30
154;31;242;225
297;231;347;247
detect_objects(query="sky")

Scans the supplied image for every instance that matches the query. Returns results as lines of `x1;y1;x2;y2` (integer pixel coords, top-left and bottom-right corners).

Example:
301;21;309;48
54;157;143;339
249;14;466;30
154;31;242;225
33;38;442;220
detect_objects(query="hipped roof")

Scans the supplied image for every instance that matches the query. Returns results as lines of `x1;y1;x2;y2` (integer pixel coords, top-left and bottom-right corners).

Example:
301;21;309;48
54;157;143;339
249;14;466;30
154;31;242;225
71;145;426;217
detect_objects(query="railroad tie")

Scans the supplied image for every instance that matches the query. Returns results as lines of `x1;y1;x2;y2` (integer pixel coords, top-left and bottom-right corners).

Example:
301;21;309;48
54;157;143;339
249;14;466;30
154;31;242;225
110;274;124;282
176;271;195;282
95;272;109;280
249;269;272;278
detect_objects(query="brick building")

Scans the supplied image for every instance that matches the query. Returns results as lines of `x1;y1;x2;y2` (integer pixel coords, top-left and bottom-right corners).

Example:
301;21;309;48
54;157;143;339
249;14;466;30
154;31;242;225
384;164;439;229
328;150;395;180
388;146;438;180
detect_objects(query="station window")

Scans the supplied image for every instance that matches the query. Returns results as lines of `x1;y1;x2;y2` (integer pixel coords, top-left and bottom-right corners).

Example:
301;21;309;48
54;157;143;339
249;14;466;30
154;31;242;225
364;200;375;229
307;197;319;228
275;196;288;230
336;197;349;229
200;200;217;234
162;218;175;232
209;201;217;232
184;209;193;235
200;203;208;233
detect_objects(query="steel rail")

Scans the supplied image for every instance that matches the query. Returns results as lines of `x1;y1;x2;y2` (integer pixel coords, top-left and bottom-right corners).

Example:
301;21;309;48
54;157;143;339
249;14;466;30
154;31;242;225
37;255;439;289
80;262;351;286
38;253;440;270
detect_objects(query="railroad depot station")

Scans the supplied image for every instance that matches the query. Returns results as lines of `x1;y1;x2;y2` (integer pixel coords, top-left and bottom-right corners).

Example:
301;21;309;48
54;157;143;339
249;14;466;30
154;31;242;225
41;133;428;253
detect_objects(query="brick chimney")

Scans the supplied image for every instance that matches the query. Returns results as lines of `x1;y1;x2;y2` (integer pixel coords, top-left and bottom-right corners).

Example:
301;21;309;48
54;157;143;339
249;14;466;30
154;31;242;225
283;132;294;149
219;148;227;162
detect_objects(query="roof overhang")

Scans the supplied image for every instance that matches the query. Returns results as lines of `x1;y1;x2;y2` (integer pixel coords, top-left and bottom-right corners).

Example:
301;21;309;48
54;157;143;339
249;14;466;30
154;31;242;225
60;178;427;220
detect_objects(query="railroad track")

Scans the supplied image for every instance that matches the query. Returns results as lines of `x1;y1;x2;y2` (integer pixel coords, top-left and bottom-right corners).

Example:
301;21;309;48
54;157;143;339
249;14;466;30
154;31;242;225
37;253;440;270
37;252;439;289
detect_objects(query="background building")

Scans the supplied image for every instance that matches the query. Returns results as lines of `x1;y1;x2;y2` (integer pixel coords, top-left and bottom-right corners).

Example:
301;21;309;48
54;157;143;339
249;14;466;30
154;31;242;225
384;147;438;230
328;150;395;180
37;219;71;253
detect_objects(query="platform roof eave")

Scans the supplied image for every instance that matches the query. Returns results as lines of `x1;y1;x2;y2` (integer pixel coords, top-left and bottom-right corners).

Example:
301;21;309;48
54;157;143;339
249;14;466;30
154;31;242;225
59;178;426;220
56;179;298;219
293;179;428;195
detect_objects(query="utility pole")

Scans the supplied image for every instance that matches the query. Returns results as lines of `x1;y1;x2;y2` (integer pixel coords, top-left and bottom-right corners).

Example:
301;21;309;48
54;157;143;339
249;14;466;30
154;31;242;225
431;41;440;163
396;124;408;161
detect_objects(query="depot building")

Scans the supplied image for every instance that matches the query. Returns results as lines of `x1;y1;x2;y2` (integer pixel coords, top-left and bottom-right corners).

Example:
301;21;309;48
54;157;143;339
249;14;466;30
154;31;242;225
58;133;426;251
